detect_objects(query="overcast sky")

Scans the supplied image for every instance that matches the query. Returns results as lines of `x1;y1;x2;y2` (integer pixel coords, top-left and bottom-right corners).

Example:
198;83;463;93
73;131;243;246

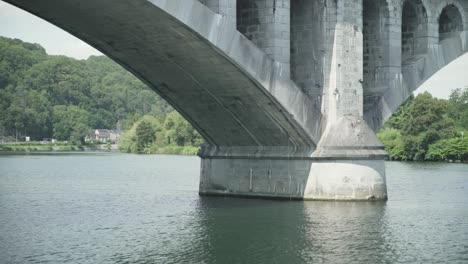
1;1;467;99
0;2;102;59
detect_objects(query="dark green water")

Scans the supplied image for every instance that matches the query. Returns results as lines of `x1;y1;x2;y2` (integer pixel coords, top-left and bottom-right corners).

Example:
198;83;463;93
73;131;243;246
0;153;467;263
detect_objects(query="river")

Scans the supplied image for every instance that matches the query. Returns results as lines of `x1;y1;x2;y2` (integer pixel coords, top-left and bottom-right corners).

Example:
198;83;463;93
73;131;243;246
0;153;467;263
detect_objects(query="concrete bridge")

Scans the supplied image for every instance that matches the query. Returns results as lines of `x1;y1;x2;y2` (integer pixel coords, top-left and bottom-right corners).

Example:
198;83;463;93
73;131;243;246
5;0;468;200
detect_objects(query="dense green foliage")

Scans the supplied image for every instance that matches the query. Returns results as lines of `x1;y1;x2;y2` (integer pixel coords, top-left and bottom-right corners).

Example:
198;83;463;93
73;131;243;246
378;90;468;162
118;113;203;154
426;138;468;161
0;37;171;144
0;37;203;153
447;88;468;130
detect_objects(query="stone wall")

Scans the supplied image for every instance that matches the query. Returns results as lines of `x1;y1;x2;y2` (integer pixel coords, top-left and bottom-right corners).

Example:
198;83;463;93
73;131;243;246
201;0;468;134
363;0;390;96
439;4;464;40
290;0;325;98
236;0;290;66
327;0;364;121
401;0;428;62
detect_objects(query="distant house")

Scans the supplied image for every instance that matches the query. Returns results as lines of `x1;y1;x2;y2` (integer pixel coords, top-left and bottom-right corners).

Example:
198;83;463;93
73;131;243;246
86;129;122;144
94;129;111;143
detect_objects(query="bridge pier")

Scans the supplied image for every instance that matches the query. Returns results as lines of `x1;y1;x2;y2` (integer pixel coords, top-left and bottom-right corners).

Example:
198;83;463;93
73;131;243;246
314;0;388;200
199;0;387;201
199;152;386;201
309;116;388;200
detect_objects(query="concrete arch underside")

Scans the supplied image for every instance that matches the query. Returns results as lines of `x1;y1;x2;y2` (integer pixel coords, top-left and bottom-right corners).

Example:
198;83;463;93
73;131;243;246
4;0;322;157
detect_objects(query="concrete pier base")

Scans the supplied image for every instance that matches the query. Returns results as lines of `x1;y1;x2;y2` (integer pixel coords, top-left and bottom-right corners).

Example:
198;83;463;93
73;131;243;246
199;156;387;201
305;159;387;200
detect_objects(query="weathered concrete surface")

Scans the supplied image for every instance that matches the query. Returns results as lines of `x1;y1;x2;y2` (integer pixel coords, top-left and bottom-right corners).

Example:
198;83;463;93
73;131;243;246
6;0;468;200
237;0;291;68
305;159;387;200
312;116;388;159
200;157;386;201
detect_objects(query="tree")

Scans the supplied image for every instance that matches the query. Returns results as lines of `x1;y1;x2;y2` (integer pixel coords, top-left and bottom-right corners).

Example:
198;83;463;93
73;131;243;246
384;96;413;130
135;120;155;152
52;105;91;144
0;37;199;154
377;128;406;160
447;87;468;130
400;92;455;160
377;91;467;161
426;138;468;162
0;37;170;142
163;111;203;147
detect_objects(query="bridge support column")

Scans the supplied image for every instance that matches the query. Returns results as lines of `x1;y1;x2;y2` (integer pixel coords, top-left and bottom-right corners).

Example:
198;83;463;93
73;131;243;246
237;0;290;73
311;0;388;200
198;0;387;201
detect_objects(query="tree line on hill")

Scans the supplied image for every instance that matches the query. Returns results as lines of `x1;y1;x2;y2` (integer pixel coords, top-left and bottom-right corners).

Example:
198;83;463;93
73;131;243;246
377;89;468;162
0;36;202;153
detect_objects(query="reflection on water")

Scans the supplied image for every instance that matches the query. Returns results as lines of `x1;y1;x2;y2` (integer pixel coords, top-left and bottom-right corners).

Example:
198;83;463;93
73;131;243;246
192;199;388;263
0;154;467;263
301;202;388;263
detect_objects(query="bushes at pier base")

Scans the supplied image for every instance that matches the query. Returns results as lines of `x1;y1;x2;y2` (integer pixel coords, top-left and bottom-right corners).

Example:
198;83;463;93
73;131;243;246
378;89;468;162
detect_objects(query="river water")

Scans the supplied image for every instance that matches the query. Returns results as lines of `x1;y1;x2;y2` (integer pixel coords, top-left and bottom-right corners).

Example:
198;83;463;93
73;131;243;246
0;153;467;263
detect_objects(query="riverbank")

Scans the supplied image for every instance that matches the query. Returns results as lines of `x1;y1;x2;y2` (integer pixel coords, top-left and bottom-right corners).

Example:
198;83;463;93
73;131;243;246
118;145;199;155
0;142;116;152
0;142;199;155
3;142;465;162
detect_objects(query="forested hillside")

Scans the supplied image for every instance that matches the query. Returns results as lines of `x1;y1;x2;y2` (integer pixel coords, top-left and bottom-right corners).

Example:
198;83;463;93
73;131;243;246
0;37;172;142
378;90;468;162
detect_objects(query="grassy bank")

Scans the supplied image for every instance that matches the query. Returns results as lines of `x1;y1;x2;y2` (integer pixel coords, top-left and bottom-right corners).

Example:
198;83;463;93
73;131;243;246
0;142;81;152
119;145;199;155
0;142;199;155
150;146;199;155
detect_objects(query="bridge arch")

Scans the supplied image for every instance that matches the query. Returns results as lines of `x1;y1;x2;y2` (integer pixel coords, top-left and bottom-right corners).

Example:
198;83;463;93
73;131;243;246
363;0;390;95
3;0;321;156
438;4;465;41
236;0;260;43
401;0;429;64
